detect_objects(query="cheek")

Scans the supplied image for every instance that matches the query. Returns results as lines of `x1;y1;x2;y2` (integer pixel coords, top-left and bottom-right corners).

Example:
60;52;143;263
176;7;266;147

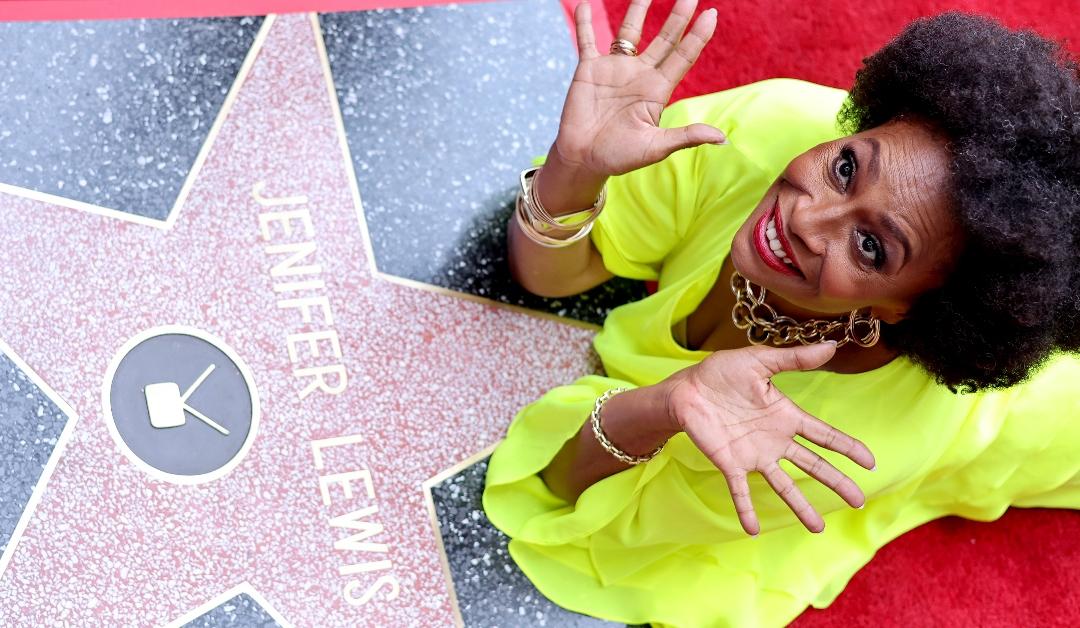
819;278;865;305
817;255;878;306
817;258;924;316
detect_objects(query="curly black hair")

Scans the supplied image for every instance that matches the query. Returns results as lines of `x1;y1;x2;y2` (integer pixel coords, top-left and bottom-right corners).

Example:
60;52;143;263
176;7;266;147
837;11;1080;392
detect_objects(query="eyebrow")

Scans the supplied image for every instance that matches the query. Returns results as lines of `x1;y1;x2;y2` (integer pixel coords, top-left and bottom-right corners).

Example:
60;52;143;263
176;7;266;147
882;214;912;266
863;137;881;184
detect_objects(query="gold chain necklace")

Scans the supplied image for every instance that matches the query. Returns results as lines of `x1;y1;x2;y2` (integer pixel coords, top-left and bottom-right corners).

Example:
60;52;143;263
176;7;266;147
729;272;881;348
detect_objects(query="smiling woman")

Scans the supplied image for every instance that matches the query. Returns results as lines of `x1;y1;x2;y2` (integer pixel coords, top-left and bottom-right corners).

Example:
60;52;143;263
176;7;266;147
717;117;963;374
484;1;1080;627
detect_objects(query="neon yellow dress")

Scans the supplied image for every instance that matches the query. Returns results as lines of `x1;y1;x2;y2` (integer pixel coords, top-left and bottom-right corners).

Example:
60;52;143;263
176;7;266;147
482;79;1080;627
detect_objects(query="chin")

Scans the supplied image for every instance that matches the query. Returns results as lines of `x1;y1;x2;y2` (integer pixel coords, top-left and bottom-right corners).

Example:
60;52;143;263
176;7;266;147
730;238;784;295
728;236;755;280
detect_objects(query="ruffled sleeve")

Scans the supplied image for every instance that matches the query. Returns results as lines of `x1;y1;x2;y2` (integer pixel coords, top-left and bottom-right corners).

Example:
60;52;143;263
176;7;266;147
958;355;1080;512
483;375;647;545
588;101;709;281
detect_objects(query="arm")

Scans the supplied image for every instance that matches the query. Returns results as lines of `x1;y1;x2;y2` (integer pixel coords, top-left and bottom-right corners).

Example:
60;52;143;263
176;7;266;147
507;144;614;298
509;1;727;298
541;343;877;535
541;382;677;501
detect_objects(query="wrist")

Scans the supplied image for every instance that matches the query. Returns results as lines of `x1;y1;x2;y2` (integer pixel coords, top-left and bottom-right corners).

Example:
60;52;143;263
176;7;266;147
595;385;680;462
537;142;608;217
612;383;684;439
549;136;605;180
659;371;692;434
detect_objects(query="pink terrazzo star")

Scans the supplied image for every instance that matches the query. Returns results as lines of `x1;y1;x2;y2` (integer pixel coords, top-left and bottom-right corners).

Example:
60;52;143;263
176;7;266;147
0;14;597;626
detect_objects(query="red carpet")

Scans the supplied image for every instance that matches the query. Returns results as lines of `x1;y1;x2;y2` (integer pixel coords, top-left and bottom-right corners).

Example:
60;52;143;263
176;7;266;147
596;1;1080;625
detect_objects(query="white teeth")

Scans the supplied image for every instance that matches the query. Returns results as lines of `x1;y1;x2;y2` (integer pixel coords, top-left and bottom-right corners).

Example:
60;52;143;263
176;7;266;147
765;217;795;269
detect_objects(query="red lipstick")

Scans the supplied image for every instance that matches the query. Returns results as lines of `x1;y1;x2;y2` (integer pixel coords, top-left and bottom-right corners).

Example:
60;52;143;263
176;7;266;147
753;197;801;277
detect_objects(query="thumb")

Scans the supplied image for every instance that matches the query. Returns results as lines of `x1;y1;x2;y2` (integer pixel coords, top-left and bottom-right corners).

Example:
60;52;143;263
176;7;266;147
751;341;838;376
652;123;728;160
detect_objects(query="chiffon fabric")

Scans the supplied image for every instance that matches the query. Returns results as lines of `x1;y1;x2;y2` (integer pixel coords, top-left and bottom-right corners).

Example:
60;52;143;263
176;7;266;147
482;79;1080;628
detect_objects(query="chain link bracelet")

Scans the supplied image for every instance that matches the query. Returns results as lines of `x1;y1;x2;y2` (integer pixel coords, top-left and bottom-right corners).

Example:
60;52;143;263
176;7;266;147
590;387;666;465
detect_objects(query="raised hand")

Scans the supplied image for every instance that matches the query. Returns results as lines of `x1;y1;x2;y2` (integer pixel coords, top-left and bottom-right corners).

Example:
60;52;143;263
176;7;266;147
664;342;877;535
556;0;727;177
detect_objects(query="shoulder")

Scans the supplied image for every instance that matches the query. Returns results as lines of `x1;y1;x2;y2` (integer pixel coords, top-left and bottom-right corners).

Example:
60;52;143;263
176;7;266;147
664;79;850;180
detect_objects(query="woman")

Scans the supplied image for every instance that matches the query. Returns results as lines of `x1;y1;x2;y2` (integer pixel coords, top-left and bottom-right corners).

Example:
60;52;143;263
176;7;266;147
483;1;1080;626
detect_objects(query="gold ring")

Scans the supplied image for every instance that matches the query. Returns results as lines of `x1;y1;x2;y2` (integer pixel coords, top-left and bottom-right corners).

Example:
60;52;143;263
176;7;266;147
609;38;638;56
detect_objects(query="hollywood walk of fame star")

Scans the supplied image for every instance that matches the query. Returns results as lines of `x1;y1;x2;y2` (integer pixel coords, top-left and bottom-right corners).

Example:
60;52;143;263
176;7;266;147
0;13;596;626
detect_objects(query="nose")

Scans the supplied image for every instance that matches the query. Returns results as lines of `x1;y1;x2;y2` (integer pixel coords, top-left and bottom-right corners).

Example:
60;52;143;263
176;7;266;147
786;188;850;259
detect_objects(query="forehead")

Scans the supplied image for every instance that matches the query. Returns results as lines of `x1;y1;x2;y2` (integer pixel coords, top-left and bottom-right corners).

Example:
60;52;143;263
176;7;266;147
848;119;961;263
851;119;952;209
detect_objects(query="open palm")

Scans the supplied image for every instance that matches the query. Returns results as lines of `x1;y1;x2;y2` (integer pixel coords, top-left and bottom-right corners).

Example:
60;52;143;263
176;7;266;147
556;0;726;177
667;342;878;535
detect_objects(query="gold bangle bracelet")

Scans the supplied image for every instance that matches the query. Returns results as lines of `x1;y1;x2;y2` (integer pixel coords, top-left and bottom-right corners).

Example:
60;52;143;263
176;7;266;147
590;387;666;466
514;193;595;248
519;166;606;230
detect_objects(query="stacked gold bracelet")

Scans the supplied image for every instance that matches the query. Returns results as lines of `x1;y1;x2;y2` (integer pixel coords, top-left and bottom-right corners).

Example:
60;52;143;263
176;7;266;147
515;166;607;248
590;387;666;465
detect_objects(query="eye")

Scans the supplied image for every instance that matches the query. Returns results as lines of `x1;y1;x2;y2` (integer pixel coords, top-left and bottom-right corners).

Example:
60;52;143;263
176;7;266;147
855;230;887;269
833;147;857;191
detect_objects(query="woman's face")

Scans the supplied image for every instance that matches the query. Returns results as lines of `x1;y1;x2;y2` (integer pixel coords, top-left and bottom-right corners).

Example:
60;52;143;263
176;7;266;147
730;119;963;323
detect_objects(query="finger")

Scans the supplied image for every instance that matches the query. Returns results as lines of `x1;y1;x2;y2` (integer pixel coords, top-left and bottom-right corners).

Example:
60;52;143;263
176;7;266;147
761;464;825;533
748;341;837;377
574;1;600;60
797;413;877;471
723;471;761;536
640;0;697;65
616;0;652;47
648;123;728;161
785;442;866;508
657;7;717;85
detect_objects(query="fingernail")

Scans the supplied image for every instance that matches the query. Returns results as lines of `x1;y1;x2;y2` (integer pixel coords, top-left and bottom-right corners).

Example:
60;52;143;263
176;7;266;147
711;137;729;145
825;340;838;346
870;464;877;472
857;504;865;510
